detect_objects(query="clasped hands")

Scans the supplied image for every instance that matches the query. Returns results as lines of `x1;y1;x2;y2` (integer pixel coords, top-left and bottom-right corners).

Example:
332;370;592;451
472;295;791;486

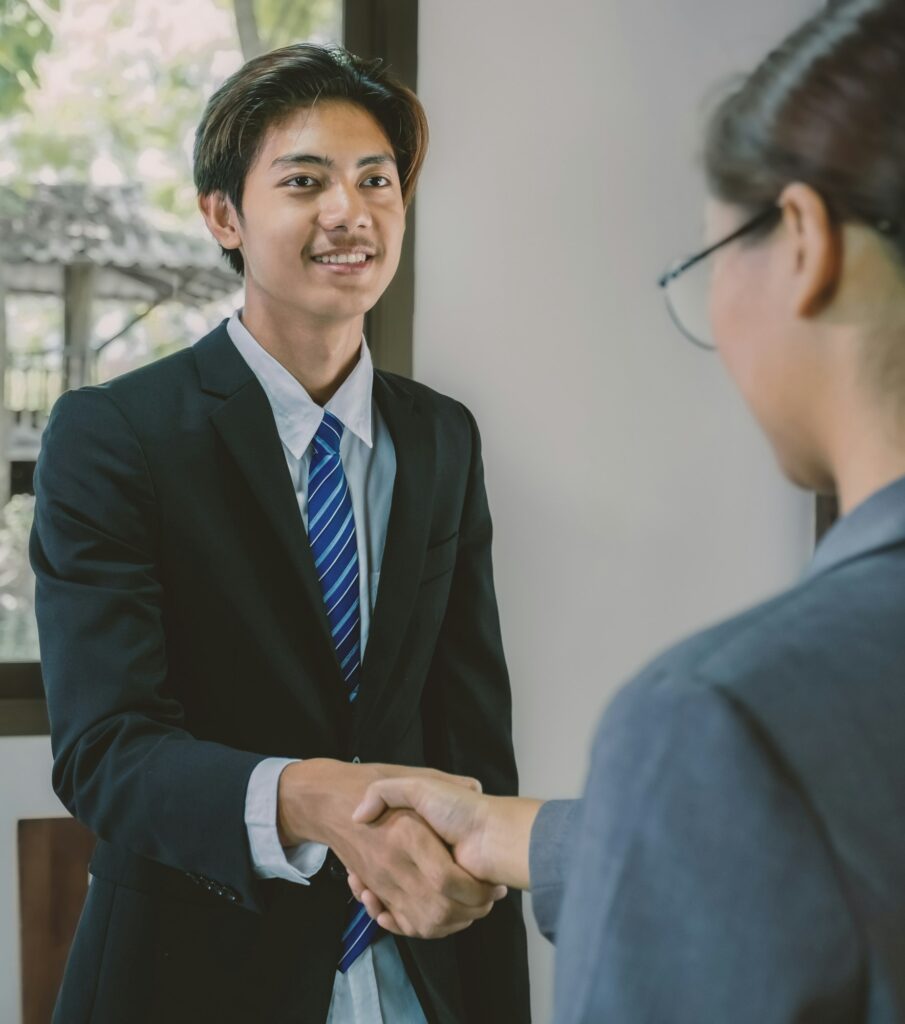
277;758;536;940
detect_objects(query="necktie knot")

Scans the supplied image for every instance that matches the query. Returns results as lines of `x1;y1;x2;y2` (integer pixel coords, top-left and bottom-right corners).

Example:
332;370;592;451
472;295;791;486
313;410;344;456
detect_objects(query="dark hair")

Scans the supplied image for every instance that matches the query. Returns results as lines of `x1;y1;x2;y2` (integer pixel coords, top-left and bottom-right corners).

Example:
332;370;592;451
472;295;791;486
193;43;429;275
704;0;905;261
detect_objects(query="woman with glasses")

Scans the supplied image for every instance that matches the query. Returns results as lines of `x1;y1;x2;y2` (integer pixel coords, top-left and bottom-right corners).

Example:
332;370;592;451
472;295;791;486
348;2;905;1021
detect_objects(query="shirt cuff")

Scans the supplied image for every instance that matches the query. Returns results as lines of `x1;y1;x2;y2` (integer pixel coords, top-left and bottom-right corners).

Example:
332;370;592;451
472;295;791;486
244;757;330;884
529;798;582;942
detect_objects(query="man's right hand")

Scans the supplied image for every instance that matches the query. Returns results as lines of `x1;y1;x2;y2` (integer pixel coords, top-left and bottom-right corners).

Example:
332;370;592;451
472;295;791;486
277;759;507;939
346;776;543;936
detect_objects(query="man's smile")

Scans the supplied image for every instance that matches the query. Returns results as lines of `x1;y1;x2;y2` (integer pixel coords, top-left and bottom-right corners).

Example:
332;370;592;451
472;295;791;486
310;247;377;274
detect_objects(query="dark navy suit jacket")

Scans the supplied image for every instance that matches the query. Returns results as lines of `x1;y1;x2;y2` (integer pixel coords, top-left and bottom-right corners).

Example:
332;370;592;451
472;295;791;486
532;475;905;1023
30;321;529;1024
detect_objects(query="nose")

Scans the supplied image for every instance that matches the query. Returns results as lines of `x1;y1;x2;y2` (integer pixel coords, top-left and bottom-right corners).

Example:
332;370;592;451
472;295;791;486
317;181;372;233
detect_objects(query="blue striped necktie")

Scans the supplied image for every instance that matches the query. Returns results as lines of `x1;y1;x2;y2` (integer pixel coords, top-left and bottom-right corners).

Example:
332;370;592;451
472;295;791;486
306;409;381;972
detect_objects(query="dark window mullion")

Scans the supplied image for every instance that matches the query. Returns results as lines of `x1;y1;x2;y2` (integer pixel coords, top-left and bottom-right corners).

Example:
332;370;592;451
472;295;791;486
343;0;418;377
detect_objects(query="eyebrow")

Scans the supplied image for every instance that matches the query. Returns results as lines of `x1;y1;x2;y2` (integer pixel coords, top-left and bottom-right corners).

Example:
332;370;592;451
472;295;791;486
270;152;397;171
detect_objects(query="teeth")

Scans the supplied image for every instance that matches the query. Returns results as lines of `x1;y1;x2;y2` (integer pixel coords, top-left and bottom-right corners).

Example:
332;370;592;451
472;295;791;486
314;253;370;265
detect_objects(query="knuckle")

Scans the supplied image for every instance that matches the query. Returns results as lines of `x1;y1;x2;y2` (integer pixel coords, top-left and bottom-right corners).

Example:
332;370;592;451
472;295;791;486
427;861;451;891
372;866;396;893
387;810;415;843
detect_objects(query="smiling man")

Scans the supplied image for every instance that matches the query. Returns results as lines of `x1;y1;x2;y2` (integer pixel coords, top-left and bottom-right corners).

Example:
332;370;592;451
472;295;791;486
30;44;529;1024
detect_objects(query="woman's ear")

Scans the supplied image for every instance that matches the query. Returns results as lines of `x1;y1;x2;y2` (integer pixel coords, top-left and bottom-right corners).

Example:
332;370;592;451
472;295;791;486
778;182;842;318
198;192;242;253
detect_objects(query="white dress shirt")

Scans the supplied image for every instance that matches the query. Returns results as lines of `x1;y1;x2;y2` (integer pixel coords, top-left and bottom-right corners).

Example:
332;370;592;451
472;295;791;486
226;311;427;1024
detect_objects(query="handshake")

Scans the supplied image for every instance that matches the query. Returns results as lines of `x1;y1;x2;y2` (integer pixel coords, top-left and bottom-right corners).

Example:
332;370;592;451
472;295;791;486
277;759;541;940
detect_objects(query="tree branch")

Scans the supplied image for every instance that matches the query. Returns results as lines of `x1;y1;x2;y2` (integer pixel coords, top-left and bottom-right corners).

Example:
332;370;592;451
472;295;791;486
232;0;263;61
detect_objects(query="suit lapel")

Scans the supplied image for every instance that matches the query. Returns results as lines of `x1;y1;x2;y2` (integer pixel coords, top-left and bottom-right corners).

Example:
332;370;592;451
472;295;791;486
356;372;435;730
193;327;436;731
194;325;346;718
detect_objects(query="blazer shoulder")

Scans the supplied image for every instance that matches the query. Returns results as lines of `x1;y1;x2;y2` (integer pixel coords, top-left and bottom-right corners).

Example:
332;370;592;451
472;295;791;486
619;551;905;793
634;566;858;701
377;370;473;422
56;327;223;439
97;345;199;407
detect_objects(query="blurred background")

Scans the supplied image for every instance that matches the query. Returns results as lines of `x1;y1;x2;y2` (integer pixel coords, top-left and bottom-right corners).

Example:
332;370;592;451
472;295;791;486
0;0;343;659
0;0;823;1021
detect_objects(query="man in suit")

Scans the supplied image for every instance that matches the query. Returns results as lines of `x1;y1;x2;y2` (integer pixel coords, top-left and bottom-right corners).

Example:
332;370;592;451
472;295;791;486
30;43;528;1024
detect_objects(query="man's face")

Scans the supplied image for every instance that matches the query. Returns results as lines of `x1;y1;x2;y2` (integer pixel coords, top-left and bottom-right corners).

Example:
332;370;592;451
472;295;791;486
232;100;406;324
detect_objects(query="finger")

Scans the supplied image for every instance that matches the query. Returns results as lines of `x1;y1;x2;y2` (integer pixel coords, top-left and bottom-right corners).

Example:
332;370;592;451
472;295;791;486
375;909;407;935
417;768;483;793
405;822;501;908
435;865;502;908
464;900;496;924
359;887;388;921
492;885;508;901
347;872;364;901
379;903;418;937
354;773;481;826
377;905;476;939
364;834;475;935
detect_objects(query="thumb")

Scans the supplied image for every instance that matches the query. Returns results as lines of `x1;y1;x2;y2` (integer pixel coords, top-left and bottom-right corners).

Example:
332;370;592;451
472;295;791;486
353;777;420;824
427;769;483;794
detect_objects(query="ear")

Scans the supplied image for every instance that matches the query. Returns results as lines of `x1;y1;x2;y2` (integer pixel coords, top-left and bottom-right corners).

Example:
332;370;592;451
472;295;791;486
198;192;242;252
777;182;842;318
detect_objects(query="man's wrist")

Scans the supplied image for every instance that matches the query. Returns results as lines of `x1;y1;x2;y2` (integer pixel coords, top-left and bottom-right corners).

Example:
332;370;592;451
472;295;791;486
277;757;343;847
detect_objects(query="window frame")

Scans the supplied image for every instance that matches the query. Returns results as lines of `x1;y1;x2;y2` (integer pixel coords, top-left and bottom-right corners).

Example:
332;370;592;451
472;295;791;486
343;0;419;377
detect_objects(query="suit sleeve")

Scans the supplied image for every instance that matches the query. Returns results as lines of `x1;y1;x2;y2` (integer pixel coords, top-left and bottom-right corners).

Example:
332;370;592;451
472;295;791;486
549;670;866;1024
30;387;269;911
422;403;530;1023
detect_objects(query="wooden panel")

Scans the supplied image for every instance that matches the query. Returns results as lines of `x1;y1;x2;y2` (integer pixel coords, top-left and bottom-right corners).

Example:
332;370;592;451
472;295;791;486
0;699;49;737
18;818;95;1024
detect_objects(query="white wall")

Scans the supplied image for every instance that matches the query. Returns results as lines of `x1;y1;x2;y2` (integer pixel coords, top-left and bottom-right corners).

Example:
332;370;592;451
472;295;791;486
415;1;819;1018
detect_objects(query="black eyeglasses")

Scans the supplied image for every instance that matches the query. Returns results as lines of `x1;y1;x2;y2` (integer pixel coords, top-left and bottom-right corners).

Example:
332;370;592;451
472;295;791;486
659;203;903;351
657;206;782;351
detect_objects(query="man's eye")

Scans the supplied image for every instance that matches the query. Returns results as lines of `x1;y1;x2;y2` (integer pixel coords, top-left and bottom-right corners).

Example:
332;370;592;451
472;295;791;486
286;176;317;188
363;176;391;188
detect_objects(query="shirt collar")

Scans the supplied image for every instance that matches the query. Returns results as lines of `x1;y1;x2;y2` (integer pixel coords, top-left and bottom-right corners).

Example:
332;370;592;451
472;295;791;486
226;309;374;459
807;473;905;579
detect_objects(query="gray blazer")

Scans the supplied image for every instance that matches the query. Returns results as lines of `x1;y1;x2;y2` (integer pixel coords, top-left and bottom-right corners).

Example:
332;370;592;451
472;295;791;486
531;476;905;1023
